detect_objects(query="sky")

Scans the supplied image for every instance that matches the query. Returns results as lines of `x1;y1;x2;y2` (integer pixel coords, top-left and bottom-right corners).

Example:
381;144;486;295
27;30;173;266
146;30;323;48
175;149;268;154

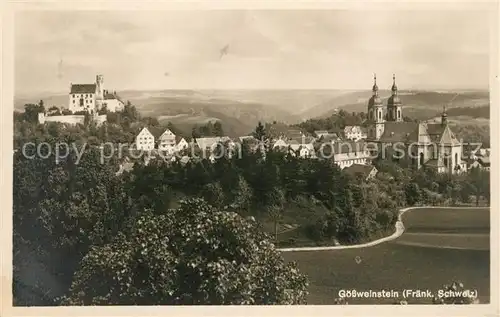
15;9;491;94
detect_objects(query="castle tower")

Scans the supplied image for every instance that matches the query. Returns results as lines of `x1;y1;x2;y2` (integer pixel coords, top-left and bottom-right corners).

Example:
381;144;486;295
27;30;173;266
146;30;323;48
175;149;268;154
96;75;104;100
367;74;385;140
387;74;403;122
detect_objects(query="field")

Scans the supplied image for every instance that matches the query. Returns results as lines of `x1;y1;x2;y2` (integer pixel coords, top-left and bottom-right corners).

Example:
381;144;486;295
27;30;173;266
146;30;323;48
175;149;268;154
282;207;490;304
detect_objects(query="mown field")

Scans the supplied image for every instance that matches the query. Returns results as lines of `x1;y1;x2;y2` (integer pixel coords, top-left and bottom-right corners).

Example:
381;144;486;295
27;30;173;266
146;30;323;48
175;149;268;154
282;207;490;304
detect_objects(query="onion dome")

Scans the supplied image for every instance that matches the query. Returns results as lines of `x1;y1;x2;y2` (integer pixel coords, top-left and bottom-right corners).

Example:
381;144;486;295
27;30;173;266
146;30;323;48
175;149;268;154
387;94;402;105
372;74;379;93
391;74;398;92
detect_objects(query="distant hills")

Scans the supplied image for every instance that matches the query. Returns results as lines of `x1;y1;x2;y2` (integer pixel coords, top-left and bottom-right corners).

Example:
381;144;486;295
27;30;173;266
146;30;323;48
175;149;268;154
14;89;489;137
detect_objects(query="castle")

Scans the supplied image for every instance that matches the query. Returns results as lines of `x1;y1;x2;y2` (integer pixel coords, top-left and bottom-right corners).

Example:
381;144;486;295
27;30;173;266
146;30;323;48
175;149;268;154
366;74;466;174
69;75;124;113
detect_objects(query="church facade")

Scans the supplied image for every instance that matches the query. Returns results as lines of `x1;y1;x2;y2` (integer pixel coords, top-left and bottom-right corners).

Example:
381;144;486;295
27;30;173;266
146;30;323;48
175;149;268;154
366;75;466;174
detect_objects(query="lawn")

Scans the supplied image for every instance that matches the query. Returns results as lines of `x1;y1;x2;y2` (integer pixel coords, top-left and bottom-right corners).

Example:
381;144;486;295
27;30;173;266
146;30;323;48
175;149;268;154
282;207;490;304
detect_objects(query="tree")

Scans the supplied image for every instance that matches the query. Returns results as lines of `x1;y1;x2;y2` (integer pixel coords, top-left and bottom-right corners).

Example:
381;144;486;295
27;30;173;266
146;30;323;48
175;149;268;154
231;176;253;212
265;187;286;243
213;121;224;137
201;182;225;208
469;167;490;206
252;121;266;141
23;103;45;123
404;183;421;206
62;198;308;305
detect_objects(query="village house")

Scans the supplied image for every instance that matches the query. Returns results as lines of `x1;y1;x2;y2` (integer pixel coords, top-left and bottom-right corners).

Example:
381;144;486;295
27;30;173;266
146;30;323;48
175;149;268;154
158;129;177;152
365;74;467;174
343;126;367;141
344;164;378;180
287;136;316;158
135;127;155;151
333;141;372;169
272;138;289;150
175;136;189;152
314;130;330;138
477;156;490;171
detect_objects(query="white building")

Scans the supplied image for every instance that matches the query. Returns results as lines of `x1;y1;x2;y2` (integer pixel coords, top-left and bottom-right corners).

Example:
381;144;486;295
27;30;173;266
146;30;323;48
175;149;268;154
158;129;177;152
176;137;189;152
135;127;155;151
272;138;288;150
68;75;122;113
344;126;367;141
69;83;98;113
102;90;125;112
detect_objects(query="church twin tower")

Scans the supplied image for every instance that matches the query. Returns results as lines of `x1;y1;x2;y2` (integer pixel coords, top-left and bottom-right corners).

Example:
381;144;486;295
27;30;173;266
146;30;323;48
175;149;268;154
367;74;403;140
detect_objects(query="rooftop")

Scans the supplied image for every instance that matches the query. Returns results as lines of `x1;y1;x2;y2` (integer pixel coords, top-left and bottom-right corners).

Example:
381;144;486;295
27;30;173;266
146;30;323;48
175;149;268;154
70;84;96;94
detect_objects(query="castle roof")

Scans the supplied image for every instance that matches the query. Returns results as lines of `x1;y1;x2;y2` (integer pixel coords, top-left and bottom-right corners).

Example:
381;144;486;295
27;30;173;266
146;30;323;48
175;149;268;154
104;93;117;100
70;84;96;94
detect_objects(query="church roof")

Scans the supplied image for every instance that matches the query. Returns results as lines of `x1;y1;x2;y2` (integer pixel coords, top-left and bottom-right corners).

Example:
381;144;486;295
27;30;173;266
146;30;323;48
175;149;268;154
70;84;96;94
426;124;460;146
379;122;420;143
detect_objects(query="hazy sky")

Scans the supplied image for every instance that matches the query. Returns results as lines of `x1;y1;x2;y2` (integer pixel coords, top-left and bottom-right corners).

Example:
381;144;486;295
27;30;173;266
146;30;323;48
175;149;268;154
15;9;491;93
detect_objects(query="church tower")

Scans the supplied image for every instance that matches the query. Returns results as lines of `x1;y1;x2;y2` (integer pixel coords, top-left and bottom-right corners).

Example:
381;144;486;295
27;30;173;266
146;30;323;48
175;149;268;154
387;74;403;122
367;74;385;140
441;105;448;126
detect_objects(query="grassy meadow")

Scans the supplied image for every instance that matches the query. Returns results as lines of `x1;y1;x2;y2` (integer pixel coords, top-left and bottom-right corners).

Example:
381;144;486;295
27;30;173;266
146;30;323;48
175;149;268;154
282;207;490;304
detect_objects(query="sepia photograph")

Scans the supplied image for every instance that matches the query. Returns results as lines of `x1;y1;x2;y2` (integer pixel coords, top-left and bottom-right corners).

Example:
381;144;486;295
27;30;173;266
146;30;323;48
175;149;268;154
3;1;498;313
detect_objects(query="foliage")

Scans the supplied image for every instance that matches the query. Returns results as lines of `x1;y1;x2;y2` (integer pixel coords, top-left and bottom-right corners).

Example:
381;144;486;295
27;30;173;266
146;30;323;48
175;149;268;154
62;198;309;305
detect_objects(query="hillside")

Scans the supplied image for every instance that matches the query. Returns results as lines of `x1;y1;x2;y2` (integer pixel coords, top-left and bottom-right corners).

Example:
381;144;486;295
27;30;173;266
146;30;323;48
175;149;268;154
303;90;489;120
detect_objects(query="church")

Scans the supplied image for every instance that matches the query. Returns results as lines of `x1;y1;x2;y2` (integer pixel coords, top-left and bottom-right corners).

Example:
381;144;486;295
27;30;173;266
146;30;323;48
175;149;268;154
366;74;466;174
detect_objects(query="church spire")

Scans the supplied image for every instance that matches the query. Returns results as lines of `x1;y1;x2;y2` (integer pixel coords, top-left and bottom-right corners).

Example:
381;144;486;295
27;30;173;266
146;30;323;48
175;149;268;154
441;105;448;126
391;74;398;95
372;73;379;95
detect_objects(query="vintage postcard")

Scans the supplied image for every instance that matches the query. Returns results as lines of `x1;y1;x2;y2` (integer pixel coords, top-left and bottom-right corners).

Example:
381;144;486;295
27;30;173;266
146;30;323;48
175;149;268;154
1;0;498;316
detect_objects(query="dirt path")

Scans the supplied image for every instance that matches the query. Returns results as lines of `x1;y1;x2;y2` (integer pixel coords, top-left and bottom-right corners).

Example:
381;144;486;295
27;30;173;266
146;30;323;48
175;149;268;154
277;206;487;252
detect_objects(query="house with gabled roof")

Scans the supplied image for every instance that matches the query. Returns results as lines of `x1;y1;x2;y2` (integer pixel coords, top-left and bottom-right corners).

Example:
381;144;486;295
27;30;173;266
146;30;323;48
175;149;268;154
158;128;177;152
135;127;155;151
344;164;378;180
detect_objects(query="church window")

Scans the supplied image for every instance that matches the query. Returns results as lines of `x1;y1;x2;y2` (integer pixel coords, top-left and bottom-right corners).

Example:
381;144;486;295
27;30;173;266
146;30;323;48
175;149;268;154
444;157;448;167
454;153;458;166
378;111;381;120
419;153;424;166
398;110;401;118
